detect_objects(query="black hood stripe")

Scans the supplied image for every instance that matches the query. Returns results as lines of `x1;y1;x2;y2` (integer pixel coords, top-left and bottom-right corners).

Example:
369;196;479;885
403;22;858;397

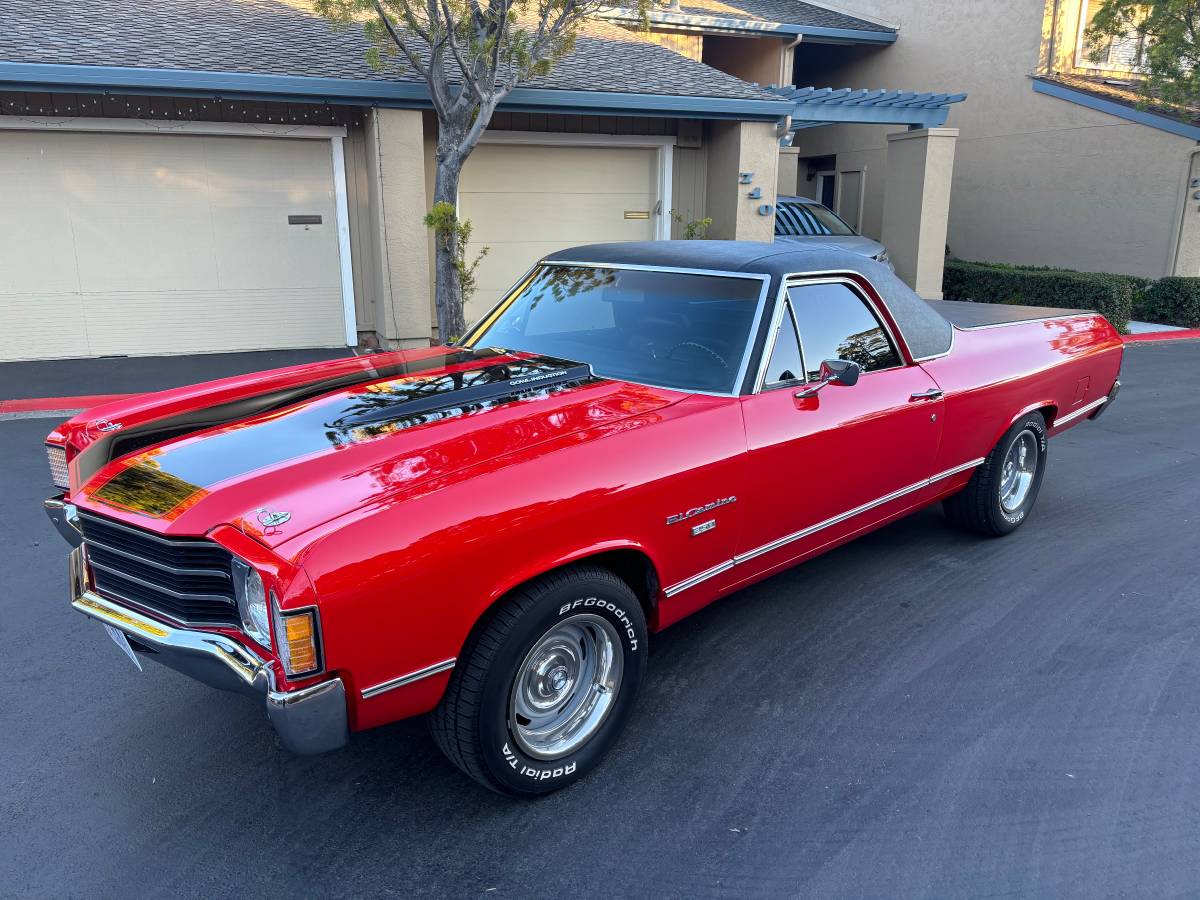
78;347;510;487
86;353;595;516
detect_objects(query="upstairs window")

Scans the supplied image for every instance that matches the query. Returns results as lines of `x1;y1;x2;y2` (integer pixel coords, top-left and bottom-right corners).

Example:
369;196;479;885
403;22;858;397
1078;0;1147;71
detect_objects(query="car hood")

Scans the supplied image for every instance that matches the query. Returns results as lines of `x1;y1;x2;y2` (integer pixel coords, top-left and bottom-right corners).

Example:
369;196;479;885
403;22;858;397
775;234;884;257
71;348;683;551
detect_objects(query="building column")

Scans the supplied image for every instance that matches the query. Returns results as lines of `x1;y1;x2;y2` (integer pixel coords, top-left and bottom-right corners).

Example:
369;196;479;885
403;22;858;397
704;120;779;242
777;146;800;196
1170;149;1200;276
363;108;433;348
881;127;958;299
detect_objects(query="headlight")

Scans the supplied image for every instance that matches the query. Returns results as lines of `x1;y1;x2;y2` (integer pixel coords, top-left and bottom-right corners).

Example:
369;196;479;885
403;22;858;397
232;559;272;650
46;443;69;491
271;593;323;678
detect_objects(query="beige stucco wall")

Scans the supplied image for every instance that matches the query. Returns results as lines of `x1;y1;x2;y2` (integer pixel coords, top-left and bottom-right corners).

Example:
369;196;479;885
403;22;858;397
705;119;779;241
789;0;1197;278
344;122;379;338
362;107;434;348
703;35;788;88
1171;150;1200;277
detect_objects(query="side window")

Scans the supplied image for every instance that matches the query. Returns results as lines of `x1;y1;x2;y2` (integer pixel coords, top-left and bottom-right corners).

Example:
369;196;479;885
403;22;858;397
788;282;900;381
763;304;804;386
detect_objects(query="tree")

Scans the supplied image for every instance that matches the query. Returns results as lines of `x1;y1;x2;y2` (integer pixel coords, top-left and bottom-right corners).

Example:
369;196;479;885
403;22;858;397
1085;0;1200;114
317;0;645;341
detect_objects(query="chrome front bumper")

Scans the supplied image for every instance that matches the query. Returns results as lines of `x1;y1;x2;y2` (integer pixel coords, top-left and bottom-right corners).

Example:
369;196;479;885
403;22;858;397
53;503;348;755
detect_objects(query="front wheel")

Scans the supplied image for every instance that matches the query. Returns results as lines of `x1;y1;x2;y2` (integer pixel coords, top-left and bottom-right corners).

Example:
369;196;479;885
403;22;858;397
944;413;1048;536
429;565;647;796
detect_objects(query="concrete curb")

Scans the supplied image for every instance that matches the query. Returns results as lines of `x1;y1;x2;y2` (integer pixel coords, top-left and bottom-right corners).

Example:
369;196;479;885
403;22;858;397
0;394;132;414
1124;329;1200;344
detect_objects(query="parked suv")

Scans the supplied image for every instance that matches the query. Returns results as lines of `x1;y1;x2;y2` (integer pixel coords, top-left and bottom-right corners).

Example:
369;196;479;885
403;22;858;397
775;195;892;269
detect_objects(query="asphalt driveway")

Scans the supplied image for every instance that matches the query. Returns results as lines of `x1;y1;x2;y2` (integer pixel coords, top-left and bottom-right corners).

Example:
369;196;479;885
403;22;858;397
2;341;1197;898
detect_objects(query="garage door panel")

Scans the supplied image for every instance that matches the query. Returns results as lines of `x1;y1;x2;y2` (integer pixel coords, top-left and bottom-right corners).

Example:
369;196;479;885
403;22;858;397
0;293;90;360
80;288;345;357
461;145;655;194
0;205;80;294
208;195;339;291
81;134;212;206
464;193;656;244
202;137;334;205
71;208;219;293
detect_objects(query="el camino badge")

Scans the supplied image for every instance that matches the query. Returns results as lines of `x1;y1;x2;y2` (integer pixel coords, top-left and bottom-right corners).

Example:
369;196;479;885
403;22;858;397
666;497;736;526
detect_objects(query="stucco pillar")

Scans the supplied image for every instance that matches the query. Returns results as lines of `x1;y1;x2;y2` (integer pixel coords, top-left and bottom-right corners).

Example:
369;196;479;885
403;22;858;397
704;120;779;242
881;127;958;300
363;108;433;348
777;146;800;196
1170;149;1200;277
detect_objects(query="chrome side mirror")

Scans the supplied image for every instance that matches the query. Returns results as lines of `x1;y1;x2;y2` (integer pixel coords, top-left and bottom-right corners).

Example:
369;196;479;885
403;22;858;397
794;359;861;399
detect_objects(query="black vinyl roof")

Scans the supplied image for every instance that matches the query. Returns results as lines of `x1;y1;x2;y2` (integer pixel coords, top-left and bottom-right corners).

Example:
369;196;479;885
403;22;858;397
542;241;954;362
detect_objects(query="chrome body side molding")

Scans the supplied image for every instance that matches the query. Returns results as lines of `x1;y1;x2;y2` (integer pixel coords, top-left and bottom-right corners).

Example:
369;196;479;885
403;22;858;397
662;457;987;597
1054;394;1108;427
361;658;458;699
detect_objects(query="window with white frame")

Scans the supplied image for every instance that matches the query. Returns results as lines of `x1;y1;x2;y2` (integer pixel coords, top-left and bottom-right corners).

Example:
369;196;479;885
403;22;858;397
1076;0;1146;71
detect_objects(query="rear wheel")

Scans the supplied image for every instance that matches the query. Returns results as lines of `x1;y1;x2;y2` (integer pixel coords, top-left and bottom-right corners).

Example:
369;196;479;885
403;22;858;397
944;413;1048;536
429;565;647;796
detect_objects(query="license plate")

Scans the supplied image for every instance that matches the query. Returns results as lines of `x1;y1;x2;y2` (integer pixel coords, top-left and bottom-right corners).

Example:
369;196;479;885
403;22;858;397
103;623;143;672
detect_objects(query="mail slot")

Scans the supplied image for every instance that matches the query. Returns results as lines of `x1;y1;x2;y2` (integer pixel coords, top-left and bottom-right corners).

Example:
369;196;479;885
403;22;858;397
288;214;323;225
623;210;650;220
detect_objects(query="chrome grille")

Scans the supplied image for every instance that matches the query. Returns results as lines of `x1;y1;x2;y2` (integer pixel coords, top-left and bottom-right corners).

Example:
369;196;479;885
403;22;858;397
78;511;239;627
46;444;69;490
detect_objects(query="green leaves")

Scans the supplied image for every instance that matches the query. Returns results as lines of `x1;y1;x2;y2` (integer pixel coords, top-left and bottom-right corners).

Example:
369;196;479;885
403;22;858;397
1084;0;1200;115
424;202;490;310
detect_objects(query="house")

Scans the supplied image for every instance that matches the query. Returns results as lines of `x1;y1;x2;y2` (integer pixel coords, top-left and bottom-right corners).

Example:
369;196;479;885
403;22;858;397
777;0;1200;282
0;0;968;362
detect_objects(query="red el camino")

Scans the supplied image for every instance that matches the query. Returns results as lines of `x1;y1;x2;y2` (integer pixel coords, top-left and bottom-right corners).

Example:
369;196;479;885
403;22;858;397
44;241;1123;796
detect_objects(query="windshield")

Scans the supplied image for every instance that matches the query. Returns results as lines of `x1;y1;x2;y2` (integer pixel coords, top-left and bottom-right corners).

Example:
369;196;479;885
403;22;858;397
775;201;856;237
462;265;765;394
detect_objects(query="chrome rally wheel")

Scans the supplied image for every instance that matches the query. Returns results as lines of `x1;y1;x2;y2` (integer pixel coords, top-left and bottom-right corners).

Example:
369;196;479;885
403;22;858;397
509;614;624;760
999;428;1040;514
429;565;647;797
943;412;1048;537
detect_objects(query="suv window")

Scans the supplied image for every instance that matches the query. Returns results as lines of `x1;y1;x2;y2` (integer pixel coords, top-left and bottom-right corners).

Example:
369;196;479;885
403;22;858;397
788;282;900;380
763;305;804;386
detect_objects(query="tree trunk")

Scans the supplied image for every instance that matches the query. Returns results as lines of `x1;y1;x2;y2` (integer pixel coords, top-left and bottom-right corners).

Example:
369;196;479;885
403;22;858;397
433;137;467;344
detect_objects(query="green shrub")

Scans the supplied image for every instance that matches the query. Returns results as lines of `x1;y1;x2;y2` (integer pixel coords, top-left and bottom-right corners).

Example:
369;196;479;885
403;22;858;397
942;260;1133;333
1138;277;1200;328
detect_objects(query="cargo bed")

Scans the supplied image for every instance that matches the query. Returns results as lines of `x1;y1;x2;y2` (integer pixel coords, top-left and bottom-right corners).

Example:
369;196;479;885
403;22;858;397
927;299;1093;330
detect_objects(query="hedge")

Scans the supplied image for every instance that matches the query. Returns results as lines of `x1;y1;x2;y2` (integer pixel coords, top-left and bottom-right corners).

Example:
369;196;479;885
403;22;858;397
942;260;1133;333
1137;277;1200;329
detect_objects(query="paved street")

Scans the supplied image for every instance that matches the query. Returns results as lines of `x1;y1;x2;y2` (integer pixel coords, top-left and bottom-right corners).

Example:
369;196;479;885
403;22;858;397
2;341;1198;898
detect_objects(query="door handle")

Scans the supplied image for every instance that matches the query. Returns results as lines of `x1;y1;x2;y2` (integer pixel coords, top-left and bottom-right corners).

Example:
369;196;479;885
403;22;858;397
910;388;944;401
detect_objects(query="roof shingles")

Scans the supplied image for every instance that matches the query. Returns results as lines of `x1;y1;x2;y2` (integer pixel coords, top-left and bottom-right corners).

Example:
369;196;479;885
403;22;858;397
0;0;780;101
612;0;892;33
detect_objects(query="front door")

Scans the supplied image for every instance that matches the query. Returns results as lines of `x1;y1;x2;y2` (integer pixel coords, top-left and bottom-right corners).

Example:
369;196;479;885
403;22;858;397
734;279;944;575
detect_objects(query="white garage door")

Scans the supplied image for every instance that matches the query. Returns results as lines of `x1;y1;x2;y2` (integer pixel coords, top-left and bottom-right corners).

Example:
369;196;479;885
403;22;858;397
459;142;661;322
0;130;348;361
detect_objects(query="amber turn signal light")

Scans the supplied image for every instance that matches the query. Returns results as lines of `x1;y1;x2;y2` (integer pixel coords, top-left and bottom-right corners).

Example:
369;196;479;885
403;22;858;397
283;612;319;675
271;595;323;677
